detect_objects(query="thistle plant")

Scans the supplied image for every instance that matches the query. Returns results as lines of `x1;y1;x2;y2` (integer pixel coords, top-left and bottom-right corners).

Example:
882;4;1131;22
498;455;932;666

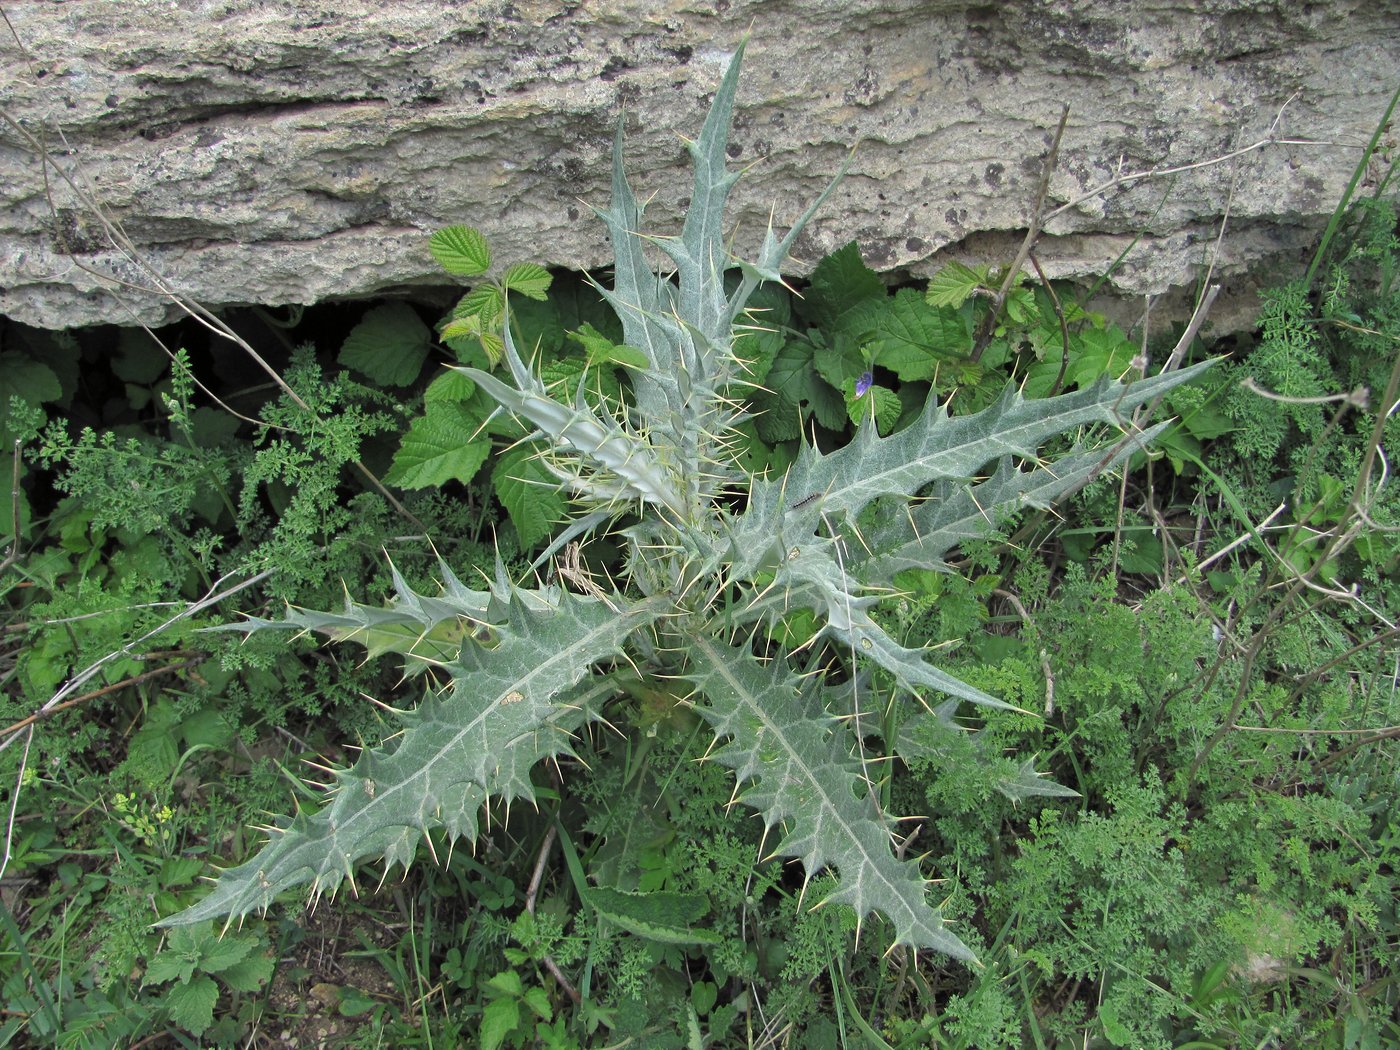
164;40;1210;961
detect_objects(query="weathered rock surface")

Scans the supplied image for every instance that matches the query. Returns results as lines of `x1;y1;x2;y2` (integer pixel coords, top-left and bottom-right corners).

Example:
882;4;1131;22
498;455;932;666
1;0;1396;333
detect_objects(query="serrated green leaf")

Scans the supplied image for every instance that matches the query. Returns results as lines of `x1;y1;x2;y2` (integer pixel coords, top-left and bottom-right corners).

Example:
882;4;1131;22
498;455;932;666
197;932;254;974
217;952;275;993
167;975;218;1036
926;261;989;308
384;405;491;490
493;445;565;549
0;352;61;406
340;303;432;386
804;241;886;330
439;316;481;343
481;996;520;1050
502;262;553;301
566;323;649;370
1068;325;1139;387
144;949;196;987
487;970;526;998
161;857;207;887
430;225;491;275
869;289;971;382
453;284;504;323
756;338;846;436
812;331;866;390
337;987;378;1017
540;353;623;409
424;369;476;404
521;986;553;1020
1002;285;1038;324
507;296;565;357
113;330;168;385
848;384;900;435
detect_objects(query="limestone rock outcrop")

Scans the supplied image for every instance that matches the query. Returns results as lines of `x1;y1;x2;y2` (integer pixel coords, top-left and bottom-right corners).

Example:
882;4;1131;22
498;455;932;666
1;0;1396;332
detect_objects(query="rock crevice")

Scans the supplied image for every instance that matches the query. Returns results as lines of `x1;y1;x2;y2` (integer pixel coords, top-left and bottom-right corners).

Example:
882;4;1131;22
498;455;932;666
1;0;1396;331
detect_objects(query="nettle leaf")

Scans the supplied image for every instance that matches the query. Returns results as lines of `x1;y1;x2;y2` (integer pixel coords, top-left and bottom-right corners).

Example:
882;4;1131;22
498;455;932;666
340;303;432;387
803;241;886;330
384;404;492;490
869;289;972;382
430;225;491;275
502;262;553;301
167;976;218;1036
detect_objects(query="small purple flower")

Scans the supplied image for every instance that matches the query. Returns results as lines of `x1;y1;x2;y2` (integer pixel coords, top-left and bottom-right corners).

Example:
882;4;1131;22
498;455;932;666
855;370;874;398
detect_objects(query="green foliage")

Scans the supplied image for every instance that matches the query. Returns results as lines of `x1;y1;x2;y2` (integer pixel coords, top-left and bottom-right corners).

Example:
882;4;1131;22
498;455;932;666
3;34;1392;1050
142;924;273;1039
1216;193;1400;590
166;39;1205;970
382;235;635;546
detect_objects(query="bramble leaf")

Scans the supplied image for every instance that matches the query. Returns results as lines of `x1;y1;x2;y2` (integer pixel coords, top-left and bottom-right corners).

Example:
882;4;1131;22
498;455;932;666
385;405;491;489
430;225;491;275
502;262;553;301
493;444;566;549
926;261;990;308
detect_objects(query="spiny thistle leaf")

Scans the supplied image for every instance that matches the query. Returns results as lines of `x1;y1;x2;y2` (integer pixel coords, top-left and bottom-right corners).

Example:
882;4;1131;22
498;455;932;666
212;560;494;667
170;39;1211;968
162;589;660;926
685;636;975;960
744;361;1214;544
857;423;1173;578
